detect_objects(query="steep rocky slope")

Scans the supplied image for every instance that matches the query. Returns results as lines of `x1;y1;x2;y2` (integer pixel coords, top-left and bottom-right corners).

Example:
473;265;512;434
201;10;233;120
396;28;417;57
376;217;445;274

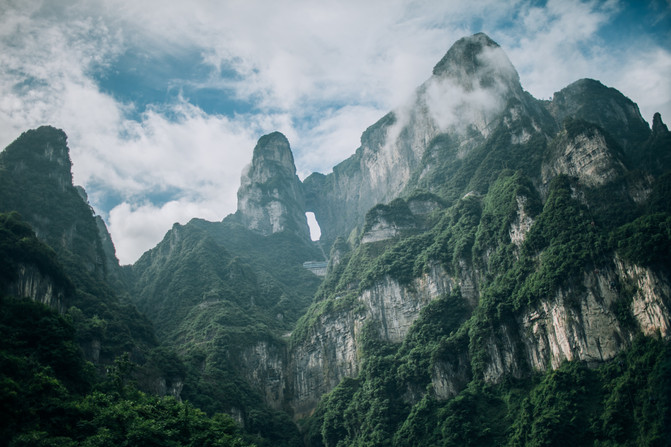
0;127;158;366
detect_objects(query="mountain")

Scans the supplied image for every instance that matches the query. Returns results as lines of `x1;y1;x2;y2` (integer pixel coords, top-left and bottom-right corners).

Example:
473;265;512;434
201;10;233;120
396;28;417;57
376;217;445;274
1;32;670;446
216;32;670;443
287;34;671;445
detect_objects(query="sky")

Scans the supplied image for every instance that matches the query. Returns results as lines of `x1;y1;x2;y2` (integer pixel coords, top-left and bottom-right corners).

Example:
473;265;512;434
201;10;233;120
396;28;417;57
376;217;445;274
0;0;669;264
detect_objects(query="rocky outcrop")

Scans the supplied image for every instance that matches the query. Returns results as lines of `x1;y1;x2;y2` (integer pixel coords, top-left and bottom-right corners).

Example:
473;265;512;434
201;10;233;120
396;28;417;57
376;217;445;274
237;132;309;240
290;309;365;418
359;195;443;244
6;263;68;313
615;257;671;337
481;258;669;381
520;269;629;372
542;124;628;188
509;196;534;247
361;263;455;342
239;340;287;410
360;200;417;244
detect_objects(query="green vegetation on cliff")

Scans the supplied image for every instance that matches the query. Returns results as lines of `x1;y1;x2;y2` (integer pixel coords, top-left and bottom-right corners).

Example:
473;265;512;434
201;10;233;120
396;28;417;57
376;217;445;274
305;310;670;447
297;156;671;446
0;294;252;447
0;128;157;365
130;217;323;445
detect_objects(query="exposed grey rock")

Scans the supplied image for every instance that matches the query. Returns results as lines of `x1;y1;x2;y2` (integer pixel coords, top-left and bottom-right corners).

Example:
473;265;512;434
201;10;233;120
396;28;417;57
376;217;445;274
239;340;287;410
542;124;628;188
546;78;650;152
509;195;534;247
652;112;669;136
237;132;310;240
7;263;68;313
288;262;457;416
360;200;417;244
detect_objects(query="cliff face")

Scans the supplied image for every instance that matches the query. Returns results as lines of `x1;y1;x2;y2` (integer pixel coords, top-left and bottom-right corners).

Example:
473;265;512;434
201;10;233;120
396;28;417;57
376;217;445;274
237;132;310;240
6;264;69;313
0;127;160;371
541;124;628;188
289;261;458;416
288;256;670;414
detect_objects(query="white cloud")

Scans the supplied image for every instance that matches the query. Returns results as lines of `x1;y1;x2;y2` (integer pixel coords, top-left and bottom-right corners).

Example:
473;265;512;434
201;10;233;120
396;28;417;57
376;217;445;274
499;0;671;122
108;199;223;264
502;0;618;100
293;105;387;178
609;47;671;123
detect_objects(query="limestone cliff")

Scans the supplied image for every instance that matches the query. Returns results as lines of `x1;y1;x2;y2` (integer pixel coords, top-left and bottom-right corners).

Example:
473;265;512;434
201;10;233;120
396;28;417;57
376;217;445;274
542;121;628;188
237;132;310;240
288;255;670;414
6;263;69;313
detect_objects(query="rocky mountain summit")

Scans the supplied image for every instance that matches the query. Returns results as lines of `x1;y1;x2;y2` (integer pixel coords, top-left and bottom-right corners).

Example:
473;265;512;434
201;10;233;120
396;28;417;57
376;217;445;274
303;33;539;242
0;126;115;277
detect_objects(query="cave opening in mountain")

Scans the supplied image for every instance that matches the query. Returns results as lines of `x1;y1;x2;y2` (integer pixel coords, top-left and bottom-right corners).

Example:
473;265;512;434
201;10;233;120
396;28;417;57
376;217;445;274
305;212;321;241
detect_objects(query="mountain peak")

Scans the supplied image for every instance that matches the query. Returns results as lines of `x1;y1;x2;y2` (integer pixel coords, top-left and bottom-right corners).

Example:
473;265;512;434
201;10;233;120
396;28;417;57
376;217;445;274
236;132;309;239
432;32;520;91
253;131;293;160
1;126;72;185
549;78;650;151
